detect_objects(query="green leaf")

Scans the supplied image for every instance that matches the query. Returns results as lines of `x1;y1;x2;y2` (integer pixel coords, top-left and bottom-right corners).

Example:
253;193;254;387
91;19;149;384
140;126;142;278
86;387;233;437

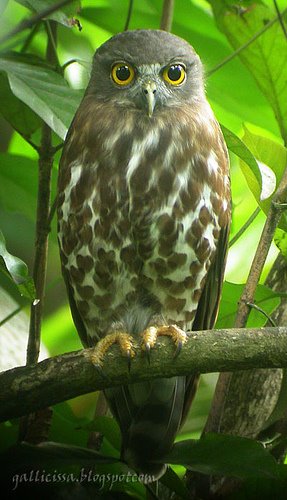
166;434;279;479
208;1;287;143
0;152;57;221
50;402;90;448
0;230;35;300
42;305;81;355
221;124;261;187
15;0;81;27
239;126;287;228
274;228;287;259
160;466;189;499
242;126;287;188
0;152;37;219
0;0;9;17
84;416;121;452
0;441;118;473
0;72;41;140
0;52;83;139
228;473;287;500
216;282;281;329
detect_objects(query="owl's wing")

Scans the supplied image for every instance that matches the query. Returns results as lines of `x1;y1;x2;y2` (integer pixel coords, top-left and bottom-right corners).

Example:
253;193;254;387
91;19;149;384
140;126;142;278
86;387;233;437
193;223;230;331
60;263;91;347
181;223;230;425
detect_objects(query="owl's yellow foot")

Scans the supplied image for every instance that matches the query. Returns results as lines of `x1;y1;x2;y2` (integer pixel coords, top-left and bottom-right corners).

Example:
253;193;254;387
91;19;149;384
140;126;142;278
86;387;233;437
89;332;136;370
141;324;187;361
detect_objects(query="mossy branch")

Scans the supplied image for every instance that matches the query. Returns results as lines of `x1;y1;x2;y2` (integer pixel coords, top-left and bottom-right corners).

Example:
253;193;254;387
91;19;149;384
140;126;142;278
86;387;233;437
1;326;287;423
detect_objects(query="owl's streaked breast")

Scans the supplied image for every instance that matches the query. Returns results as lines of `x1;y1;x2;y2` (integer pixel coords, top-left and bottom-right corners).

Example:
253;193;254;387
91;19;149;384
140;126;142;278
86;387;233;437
58;101;230;342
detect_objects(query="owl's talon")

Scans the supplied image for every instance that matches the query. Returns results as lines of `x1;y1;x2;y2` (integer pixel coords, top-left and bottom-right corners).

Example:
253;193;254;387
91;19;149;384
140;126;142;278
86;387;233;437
145;343;151;364
127;349;132;372
94;364;110;380
174;341;183;358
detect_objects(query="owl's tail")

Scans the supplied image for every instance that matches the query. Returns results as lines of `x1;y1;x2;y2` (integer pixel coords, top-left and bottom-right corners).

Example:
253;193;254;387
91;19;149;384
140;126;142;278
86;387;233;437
103;304;196;482
105;375;187;482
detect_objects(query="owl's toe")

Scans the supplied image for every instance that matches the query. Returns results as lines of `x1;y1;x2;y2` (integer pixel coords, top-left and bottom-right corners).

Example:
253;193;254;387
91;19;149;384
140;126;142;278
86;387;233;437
141;324;187;358
89;332;136;369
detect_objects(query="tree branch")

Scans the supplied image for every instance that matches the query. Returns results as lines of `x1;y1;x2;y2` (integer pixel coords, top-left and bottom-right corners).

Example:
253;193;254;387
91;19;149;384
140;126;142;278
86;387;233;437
26;21;57;366
207;7;287;76
124;0;134;31
228;207;260;248
235;165;287;328
160;0;174;31
2;326;287;423
0;0;74;44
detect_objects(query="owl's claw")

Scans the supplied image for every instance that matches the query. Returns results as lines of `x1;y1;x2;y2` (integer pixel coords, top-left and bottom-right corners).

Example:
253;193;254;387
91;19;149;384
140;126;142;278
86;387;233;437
174;340;183;358
141;325;187;358
89;332;136;369
93;362;109;379
144;342;151;364
126;348;132;372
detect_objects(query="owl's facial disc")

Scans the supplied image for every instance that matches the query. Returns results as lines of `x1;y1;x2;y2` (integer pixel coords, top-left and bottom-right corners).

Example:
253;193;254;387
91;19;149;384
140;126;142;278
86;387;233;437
135;63;186;117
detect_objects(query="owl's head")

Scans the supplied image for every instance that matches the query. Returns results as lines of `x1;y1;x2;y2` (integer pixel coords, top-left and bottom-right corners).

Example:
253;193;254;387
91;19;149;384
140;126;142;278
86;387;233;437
88;30;205;116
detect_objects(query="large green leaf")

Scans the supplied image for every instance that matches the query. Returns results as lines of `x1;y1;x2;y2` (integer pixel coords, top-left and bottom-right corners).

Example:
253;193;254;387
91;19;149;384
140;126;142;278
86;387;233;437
0;52;83;139
160;466;189;499
274;228;287;259
0;230;35;300
166;434;280;479
0;0;9;16
241;126;287;189
239;126;287;228
208;1;287;143
42;304;81;356
216;281;281;329
83;416;121;452
0;441;118;470
0;72;41;140
221;124;261;187
15;0;81;27
0;152;57;220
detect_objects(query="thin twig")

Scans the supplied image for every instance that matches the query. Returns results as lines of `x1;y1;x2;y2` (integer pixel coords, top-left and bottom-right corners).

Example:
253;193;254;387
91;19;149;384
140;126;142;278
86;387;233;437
207;7;287;76
246;302;277;327
45;21;60;70
234;166;287;328
124;0;134;31
26;22;58;366
26;122;53;365
47;195;58;228
0;0;74;45
23;136;40;152
229;207;261;247
273;0;287;39
51;142;64;154
0;306;22;328
20;22;41;53
160;0;174;32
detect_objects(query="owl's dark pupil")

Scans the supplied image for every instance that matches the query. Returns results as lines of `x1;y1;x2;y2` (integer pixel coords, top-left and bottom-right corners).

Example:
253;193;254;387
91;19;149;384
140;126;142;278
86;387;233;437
116;65;130;81
168;65;182;81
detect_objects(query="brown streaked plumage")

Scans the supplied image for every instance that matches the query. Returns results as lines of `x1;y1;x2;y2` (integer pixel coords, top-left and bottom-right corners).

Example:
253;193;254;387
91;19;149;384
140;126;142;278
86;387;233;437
58;29;231;480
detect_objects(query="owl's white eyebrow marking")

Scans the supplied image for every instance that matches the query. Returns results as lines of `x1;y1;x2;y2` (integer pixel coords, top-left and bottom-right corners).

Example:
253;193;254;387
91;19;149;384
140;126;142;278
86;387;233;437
138;63;161;76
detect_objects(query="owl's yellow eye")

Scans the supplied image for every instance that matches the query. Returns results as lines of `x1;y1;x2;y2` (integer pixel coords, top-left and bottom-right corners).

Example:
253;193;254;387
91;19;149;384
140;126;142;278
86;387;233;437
111;62;135;86
163;64;186;85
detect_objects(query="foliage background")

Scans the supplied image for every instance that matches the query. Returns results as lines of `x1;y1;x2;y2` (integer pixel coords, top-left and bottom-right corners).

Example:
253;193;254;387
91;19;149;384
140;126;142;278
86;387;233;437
0;0;287;498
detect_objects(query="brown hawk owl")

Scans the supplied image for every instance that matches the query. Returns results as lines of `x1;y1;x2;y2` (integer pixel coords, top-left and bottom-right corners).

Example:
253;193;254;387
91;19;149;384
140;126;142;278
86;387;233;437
58;30;231;480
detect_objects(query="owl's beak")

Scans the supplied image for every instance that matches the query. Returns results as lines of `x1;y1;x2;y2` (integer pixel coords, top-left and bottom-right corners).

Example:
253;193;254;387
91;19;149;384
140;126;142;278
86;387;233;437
142;80;157;117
